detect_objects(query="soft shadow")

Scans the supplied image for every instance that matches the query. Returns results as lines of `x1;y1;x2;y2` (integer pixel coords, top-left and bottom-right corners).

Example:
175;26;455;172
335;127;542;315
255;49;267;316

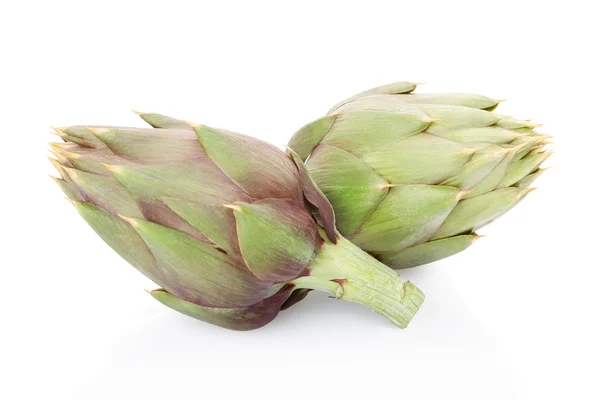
73;265;517;399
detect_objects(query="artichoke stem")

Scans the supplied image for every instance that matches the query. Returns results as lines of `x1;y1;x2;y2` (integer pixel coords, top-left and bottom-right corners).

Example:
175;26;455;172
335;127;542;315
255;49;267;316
290;235;424;328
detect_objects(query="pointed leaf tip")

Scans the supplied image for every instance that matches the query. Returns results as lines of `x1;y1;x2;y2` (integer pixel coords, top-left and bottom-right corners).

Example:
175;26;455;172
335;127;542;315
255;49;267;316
85;127;110;138
518;188;536;199
288;115;336;161
50;126;65;135
85;126;100;134
456;190;472;200
48;157;64;170
134;112;192;129
49;142;67;151
52;132;68;140
223;204;242;212
351;184;463;253
495;147;514;156
117;214;139;227
433;187;528;239
462;147;481;156
100;163;122;173
130;217;269;307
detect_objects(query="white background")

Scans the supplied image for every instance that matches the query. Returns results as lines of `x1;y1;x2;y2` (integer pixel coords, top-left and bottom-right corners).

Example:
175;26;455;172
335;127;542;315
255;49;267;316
1;1;598;399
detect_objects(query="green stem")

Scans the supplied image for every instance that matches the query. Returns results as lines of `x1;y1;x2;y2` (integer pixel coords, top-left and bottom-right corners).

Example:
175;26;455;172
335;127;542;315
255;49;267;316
290;235;424;328
292;275;344;297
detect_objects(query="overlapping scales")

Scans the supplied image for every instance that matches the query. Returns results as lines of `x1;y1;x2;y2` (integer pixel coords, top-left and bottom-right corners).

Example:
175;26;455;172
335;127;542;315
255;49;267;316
49;120;337;330
289;81;551;268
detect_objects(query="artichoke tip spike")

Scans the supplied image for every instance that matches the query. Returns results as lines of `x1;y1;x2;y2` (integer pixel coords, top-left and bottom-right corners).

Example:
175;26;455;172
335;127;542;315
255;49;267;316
48;157;63;170
86;127;109;137
61;149;80;159
536;151;553;164
63;167;78;180
511;142;529;153
540;155;553;166
49;142;64;151
537;133;553;140
283;144;295;157
185;120;200;129
85;126;100;134
131;109;143;116
50;126;66;135
472;234;485;241
518;187;536;199
495;147;514;156
223;204;243;212
52;131;67;139
101;163;121;174
462;146;483;155
117;214;138;226
456;190;472;201
65;197;77;207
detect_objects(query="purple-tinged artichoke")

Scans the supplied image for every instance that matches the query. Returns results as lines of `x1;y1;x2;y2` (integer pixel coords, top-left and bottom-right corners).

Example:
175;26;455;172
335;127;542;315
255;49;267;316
49;114;423;330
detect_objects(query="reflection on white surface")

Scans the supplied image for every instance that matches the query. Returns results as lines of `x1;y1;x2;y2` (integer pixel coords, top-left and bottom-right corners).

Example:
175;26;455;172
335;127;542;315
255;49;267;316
72;267;516;399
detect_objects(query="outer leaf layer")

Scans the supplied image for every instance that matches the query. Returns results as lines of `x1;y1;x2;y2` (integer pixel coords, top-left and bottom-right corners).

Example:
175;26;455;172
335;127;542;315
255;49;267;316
135;112;191;129
150;285;294;331
288;149;337;243
306;144;388;236
125;216;270;307
195;125;302;201
291;82;551;269
71;201;164;284
377;234;480;269
288;115;335;161
231;199;318;283
351;184;463;252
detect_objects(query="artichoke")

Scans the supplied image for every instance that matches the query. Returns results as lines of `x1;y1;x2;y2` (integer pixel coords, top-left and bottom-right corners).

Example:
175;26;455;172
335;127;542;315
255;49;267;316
289;81;551;269
49;114;423;330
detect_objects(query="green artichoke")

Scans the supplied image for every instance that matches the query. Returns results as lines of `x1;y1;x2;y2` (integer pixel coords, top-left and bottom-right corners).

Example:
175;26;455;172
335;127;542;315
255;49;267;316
289;81;551;269
49;114;423;330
